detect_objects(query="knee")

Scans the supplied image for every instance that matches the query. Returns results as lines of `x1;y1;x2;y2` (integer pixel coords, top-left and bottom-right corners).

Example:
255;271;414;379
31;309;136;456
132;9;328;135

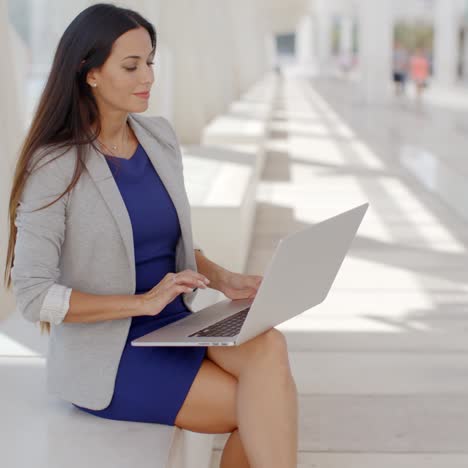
257;328;289;360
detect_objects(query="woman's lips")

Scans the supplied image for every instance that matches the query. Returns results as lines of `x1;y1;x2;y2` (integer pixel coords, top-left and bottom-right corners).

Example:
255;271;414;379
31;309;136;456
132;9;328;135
133;92;150;99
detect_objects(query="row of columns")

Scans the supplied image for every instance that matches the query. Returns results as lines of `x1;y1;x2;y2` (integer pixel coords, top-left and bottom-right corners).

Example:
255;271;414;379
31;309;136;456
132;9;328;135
295;0;463;102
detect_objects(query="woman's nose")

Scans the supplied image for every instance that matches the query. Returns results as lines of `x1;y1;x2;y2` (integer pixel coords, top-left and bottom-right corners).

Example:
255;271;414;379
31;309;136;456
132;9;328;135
142;66;154;85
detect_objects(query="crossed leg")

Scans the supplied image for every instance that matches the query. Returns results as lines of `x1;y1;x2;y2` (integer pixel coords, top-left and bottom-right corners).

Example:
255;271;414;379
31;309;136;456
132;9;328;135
174;328;298;468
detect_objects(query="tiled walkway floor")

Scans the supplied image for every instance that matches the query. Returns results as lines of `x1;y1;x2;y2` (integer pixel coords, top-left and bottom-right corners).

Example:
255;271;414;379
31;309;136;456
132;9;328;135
211;73;468;467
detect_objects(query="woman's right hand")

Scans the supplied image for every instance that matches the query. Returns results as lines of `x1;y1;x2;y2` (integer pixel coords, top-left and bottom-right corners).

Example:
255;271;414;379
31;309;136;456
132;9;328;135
137;270;210;317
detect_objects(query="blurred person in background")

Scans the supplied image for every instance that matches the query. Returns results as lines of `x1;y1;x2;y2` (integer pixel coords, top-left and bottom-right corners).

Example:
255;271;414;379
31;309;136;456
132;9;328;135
410;47;430;101
392;41;409;97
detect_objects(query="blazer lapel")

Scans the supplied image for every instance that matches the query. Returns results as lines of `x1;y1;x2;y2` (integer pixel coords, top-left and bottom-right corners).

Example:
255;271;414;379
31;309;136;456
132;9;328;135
82;142;136;289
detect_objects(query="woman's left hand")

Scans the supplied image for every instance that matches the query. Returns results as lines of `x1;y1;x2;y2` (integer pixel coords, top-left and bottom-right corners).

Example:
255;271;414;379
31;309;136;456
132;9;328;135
219;271;263;300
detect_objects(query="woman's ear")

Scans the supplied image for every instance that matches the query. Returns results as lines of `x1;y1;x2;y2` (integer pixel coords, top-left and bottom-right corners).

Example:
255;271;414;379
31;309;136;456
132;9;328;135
86;69;98;88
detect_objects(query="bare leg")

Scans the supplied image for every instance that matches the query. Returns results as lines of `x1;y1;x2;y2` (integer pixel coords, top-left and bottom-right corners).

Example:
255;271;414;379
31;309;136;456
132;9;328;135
416;83;423;100
174;330;298;467
220;428;250;468
208;330;298;468
238;351;298;467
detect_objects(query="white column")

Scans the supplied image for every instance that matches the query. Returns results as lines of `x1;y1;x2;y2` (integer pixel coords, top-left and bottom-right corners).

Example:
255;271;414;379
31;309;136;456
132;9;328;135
358;0;393;103
227;0;269;92
295;13;318;76
314;0;333;74
158;0;207;143
0;0;22;318
151;42;174;121
265;31;277;73
339;16;354;57
192;0;236;122
433;0;459;85
30;0;50;76
209;0;237;112
463;24;468;83
8;21;28;127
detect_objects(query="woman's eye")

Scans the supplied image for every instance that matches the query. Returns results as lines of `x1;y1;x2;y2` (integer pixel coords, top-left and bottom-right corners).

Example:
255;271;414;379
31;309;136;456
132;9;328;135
124;62;155;72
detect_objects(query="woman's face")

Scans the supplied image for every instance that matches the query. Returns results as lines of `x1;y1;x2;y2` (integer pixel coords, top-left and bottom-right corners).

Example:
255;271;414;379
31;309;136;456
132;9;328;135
87;27;155;113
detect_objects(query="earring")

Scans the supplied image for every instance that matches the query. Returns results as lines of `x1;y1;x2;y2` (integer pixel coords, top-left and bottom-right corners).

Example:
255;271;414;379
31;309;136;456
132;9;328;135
92;83;97;87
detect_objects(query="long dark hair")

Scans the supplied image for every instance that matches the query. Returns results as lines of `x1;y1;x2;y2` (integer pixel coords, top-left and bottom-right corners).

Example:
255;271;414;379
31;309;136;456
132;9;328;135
4;3;156;335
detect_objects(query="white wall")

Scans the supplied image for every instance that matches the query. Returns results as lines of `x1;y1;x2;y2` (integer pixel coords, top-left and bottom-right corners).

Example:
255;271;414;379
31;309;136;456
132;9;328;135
0;0;23;318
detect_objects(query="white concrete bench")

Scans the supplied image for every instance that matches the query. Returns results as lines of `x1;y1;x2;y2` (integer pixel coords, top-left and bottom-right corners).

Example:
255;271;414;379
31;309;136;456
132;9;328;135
184;73;277;275
238;73;277;112
201;72;277;178
1;313;214;468
181;144;258;274
201;114;267;175
229;100;271;121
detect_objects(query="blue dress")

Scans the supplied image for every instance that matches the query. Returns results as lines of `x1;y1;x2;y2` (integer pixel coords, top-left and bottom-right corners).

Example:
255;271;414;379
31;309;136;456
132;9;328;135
72;142;208;425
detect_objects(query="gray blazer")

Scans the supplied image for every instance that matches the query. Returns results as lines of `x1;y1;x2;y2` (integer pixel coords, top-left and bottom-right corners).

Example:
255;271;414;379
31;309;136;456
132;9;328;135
11;113;203;410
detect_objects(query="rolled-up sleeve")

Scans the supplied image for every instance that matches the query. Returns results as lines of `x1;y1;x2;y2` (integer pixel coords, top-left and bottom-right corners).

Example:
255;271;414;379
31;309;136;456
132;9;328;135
40;283;73;324
10;153;72;324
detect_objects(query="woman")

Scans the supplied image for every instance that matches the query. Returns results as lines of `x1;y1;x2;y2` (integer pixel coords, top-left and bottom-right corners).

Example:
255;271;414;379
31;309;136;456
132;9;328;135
410;47;430;100
4;3;298;467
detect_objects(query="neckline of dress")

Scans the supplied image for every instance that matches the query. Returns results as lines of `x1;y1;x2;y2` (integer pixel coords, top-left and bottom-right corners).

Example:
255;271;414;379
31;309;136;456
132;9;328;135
105;142;141;161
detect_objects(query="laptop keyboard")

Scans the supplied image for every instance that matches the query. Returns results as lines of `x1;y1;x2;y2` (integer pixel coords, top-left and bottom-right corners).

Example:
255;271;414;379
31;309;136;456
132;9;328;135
188;308;250;337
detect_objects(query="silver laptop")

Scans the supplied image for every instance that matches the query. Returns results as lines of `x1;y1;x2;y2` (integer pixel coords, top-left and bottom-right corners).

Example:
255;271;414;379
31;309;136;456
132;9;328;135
131;203;369;347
